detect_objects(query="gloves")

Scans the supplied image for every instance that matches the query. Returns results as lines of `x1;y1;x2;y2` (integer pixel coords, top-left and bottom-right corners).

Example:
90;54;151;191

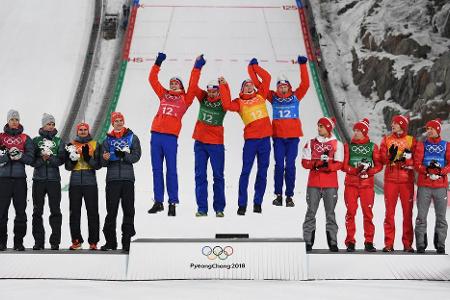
194;54;206;69
0;145;7;167
82;145;91;161
428;174;441;181
40;139;54;156
0;145;7;157
320;153;329;162
388;144;398;162
402;149;412;160
426;160;442;176
115;150;125;159
120;145;131;154
358;159;371;172
249;58;258;65
65;144;80;162
155;52;166;66
9;147;22;161
297;55;308;64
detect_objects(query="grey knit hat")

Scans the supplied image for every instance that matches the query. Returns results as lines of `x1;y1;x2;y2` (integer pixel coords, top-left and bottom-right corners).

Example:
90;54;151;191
41;113;55;127
7;109;20;122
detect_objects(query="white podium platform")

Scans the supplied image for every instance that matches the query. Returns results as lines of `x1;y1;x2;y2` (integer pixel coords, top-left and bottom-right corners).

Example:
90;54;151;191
127;238;307;280
0;239;449;281
308;250;450;280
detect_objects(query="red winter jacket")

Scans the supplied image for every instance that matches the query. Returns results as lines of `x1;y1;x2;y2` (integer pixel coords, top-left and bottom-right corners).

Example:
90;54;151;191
191;68;229;145
302;134;344;188
148;65;197;137
414;137;450;188
221;64;272;140
379;132;416;184
250;63;310;138
342;136;383;188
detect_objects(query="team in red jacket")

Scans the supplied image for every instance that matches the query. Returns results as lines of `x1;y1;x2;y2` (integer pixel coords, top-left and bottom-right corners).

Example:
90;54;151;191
342;119;382;252
147;52;198;217
221;58;272;215
251;55;310;207
301;117;344;252
379;115;416;252
414;119;449;254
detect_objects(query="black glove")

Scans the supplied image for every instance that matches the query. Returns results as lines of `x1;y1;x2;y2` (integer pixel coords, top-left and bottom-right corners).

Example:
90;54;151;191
155;52;166;66
115;150;125;159
388;144;398;162
82;145;91;161
321;150;330;169
426;160;442;175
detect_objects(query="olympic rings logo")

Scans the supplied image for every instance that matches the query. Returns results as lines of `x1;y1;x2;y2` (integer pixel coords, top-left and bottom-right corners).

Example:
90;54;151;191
2;136;23;146
202;246;234;260
164;94;183;102
351;145;371;155
313;143;332;153
274;95;295;103
111;140;128;150
425;144;445;153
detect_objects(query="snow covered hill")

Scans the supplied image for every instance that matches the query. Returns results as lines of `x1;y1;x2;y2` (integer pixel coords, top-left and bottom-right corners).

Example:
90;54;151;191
308;0;450;143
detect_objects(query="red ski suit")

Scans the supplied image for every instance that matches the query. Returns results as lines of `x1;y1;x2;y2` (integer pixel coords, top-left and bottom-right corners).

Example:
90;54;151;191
342;136;382;245
380;132;416;248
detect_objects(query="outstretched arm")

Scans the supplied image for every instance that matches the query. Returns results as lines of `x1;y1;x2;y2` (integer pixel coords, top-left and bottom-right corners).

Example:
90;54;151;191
148;52;168;98
186;55;207;106
247;58;271;99
294;55;310;100
219;77;240;112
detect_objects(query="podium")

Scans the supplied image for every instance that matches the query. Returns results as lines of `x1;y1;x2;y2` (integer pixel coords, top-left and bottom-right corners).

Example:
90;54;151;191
127;238;308;280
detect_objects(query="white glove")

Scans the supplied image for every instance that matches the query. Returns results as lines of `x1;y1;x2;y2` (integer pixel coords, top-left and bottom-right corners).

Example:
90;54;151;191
120;145;131;154
9;147;22;160
402;151;412;160
41;148;53;156
69;152;80;162
0;148;6;157
65;145;80;162
428;174;441;181
41;140;54;156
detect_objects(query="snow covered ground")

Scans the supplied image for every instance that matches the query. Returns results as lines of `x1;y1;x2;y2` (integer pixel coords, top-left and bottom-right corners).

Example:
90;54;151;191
2;279;450;300
0;0;449;297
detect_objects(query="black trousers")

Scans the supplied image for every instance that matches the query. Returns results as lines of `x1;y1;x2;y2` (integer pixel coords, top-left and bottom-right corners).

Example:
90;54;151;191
32;181;62;246
0;178;27;246
103;181;136;245
69;185;99;244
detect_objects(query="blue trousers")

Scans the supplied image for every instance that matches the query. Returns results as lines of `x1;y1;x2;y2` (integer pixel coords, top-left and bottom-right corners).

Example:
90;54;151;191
273;137;300;197
150;132;178;204
238;137;271;207
194;141;226;213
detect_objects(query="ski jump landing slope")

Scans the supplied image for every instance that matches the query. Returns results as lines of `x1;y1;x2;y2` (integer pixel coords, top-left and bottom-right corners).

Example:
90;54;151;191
118;0;327;239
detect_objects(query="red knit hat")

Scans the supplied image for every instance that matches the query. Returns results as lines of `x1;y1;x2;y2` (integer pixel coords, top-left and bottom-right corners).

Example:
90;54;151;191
353;118;370;136
392;115;409;132
318;117;336;133
76;122;90;133
425;118;442;135
111;112;125;124
170;77;184;90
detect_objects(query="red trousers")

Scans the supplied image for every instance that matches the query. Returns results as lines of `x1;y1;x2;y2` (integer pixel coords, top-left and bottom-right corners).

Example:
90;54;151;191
344;186;375;245
383;181;414;248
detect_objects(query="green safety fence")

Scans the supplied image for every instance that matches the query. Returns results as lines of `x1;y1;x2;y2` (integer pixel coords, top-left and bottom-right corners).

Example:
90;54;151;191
96;60;128;142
